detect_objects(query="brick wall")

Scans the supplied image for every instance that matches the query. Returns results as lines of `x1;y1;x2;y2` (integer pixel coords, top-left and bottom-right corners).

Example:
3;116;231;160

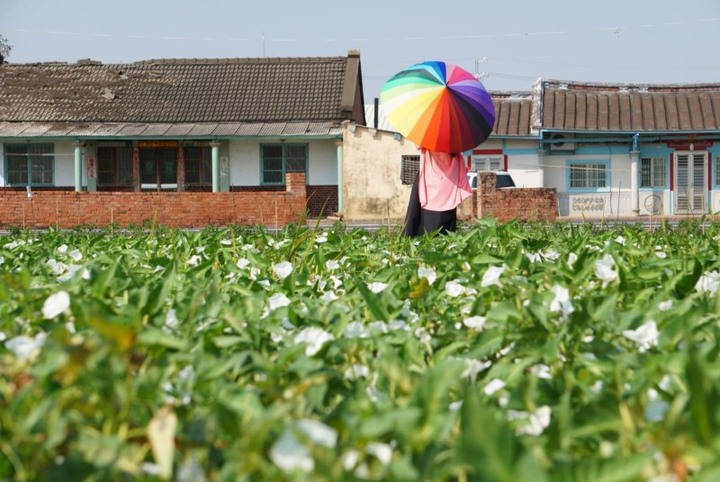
0;173;307;229
306;186;338;217
474;172;557;222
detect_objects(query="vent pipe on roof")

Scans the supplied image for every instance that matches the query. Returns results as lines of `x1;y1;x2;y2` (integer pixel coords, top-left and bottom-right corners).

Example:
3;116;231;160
374;97;379;129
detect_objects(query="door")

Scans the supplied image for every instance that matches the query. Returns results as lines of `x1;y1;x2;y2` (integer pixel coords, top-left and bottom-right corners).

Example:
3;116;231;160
674;151;707;214
140;148;178;190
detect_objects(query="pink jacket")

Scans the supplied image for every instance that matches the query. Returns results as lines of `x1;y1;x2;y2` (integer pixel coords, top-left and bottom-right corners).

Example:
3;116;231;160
417;149;472;211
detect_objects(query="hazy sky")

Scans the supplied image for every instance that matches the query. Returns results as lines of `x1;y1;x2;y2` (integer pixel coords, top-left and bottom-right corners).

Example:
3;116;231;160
2;0;719;101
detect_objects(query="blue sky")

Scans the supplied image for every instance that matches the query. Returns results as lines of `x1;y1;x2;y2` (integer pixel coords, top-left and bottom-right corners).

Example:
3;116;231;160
2;0;719;101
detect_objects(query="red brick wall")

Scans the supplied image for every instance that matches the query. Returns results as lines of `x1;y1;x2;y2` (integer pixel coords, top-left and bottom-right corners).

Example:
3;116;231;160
0;173;307;229
475;172;557;222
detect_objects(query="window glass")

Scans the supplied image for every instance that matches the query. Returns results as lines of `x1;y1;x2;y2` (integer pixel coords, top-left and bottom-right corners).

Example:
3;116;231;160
261;144;307;185
3;143;53;186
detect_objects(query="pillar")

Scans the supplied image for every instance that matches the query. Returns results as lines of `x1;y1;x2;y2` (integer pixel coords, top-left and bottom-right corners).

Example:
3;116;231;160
630;134;640;215
335;140;343;213
537;148;547;187
73;141;83;192
211;141;221;193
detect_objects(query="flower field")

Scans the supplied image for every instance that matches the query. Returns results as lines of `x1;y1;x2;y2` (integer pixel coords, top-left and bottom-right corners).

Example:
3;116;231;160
2;219;720;481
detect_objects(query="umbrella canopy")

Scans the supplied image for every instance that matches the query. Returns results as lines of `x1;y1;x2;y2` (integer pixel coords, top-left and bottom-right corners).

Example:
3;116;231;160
380;60;495;153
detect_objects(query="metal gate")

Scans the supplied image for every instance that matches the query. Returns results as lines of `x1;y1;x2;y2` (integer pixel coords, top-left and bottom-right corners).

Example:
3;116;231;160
674;151;707;214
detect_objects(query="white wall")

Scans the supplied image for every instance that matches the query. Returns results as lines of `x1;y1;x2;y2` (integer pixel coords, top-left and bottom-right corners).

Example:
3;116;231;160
228;139;338;186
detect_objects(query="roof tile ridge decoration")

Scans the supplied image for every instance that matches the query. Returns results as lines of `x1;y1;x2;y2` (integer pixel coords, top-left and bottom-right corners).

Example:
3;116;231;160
133;56;347;66
542;78;720;93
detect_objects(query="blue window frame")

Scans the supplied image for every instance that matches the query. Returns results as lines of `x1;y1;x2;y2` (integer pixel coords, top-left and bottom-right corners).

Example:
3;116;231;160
3;143;55;187
566;160;609;192
261;144;307;185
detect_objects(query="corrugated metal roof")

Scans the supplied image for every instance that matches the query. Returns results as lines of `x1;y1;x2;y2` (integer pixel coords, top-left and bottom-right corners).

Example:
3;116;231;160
0;121;342;138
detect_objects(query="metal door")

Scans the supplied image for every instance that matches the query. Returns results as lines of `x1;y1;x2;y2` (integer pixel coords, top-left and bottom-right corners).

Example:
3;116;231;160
674;151;707;214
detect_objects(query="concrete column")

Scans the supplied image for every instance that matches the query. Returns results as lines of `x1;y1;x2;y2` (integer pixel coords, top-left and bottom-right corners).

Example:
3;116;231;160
335;140;343;213
73;141;83;192
630;134;640;215
210;141;221;193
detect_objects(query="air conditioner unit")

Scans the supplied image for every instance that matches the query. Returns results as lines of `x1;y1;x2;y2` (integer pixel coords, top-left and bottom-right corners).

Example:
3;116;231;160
548;133;575;151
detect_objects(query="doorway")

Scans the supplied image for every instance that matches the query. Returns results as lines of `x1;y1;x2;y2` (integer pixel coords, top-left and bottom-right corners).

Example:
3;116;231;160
674;151;708;214
140;148;178;190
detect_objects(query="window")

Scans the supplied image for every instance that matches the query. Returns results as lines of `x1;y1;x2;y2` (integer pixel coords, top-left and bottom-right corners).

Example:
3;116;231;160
715;155;720;186
184;146;212;185
4;143;54;186
641;156;666;188
569;162;607;189
98;145;133;187
140;148;177;188
400;155;420;185
261;144;307;185
472;155;503;172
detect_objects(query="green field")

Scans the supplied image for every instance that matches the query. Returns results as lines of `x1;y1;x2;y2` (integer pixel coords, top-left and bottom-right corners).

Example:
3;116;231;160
2;220;720;481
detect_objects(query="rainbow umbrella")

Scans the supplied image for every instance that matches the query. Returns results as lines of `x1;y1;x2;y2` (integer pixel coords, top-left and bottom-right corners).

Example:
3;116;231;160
380;60;495;153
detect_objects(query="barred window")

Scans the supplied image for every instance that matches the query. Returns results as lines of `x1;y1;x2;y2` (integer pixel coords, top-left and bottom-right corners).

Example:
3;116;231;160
98;145;133;187
715;155;720;186
4;143;54;186
569;162;607;189
261;144;307;185
400;155;420;185
184;146;212;185
641;156;666;188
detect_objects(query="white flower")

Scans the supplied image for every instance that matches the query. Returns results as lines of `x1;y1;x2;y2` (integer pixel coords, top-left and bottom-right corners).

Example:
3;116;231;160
46;259;68;276
645;388;669;422
295;419;337;448
462;359;491;382
567;252;578;268
57;244;68;254
272;261;293;280
418;266;437;285
294;327;334;356
658;300;673;311
530;364;552;379
220;238;232;245
68;249;83;261
481;265;506;287
463;315;487;330
315;233;328;244
367;282;388;294
269;430;313;473
5;333;47;360
366;442;393;466
549;284;574;318
0;256;4;266
622;320;659;352
483;378;506;396
325;259;340;270
696;271;720;296
187;254;201;267
595;254;618;286
542;249;560;261
445;279;466;297
236;258;250;269
42;291;70;319
268;293;291;311
614;235;626;245
526;252;542;263
164;309;179;329
343;322;369;339
320;291;339;302
449;400;463;412
516;406;552;436
655;250;667;259
343;364;370;380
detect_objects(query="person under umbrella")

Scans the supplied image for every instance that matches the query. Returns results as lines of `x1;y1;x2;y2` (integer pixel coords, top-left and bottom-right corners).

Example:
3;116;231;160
402;148;472;236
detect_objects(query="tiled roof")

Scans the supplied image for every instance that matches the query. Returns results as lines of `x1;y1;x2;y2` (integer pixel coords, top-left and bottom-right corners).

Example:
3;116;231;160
492;92;533;137
0;53;364;125
541;80;720;132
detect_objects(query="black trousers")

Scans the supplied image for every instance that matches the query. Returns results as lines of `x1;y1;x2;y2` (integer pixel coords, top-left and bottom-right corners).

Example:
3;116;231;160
402;175;457;237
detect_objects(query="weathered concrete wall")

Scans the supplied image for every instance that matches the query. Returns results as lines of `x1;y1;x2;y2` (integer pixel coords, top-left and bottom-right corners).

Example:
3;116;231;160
342;124;417;220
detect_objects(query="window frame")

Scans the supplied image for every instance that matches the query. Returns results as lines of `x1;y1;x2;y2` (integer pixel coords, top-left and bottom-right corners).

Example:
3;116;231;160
260;143;308;186
183;145;212;186
3;143;55;187
97;144;134;188
566;159;610;192
471;154;503;172
640;155;668;189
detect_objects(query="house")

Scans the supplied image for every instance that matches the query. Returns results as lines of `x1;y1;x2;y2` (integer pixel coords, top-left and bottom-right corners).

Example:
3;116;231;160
0;51;365;227
537;79;720;217
349;79;720;221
